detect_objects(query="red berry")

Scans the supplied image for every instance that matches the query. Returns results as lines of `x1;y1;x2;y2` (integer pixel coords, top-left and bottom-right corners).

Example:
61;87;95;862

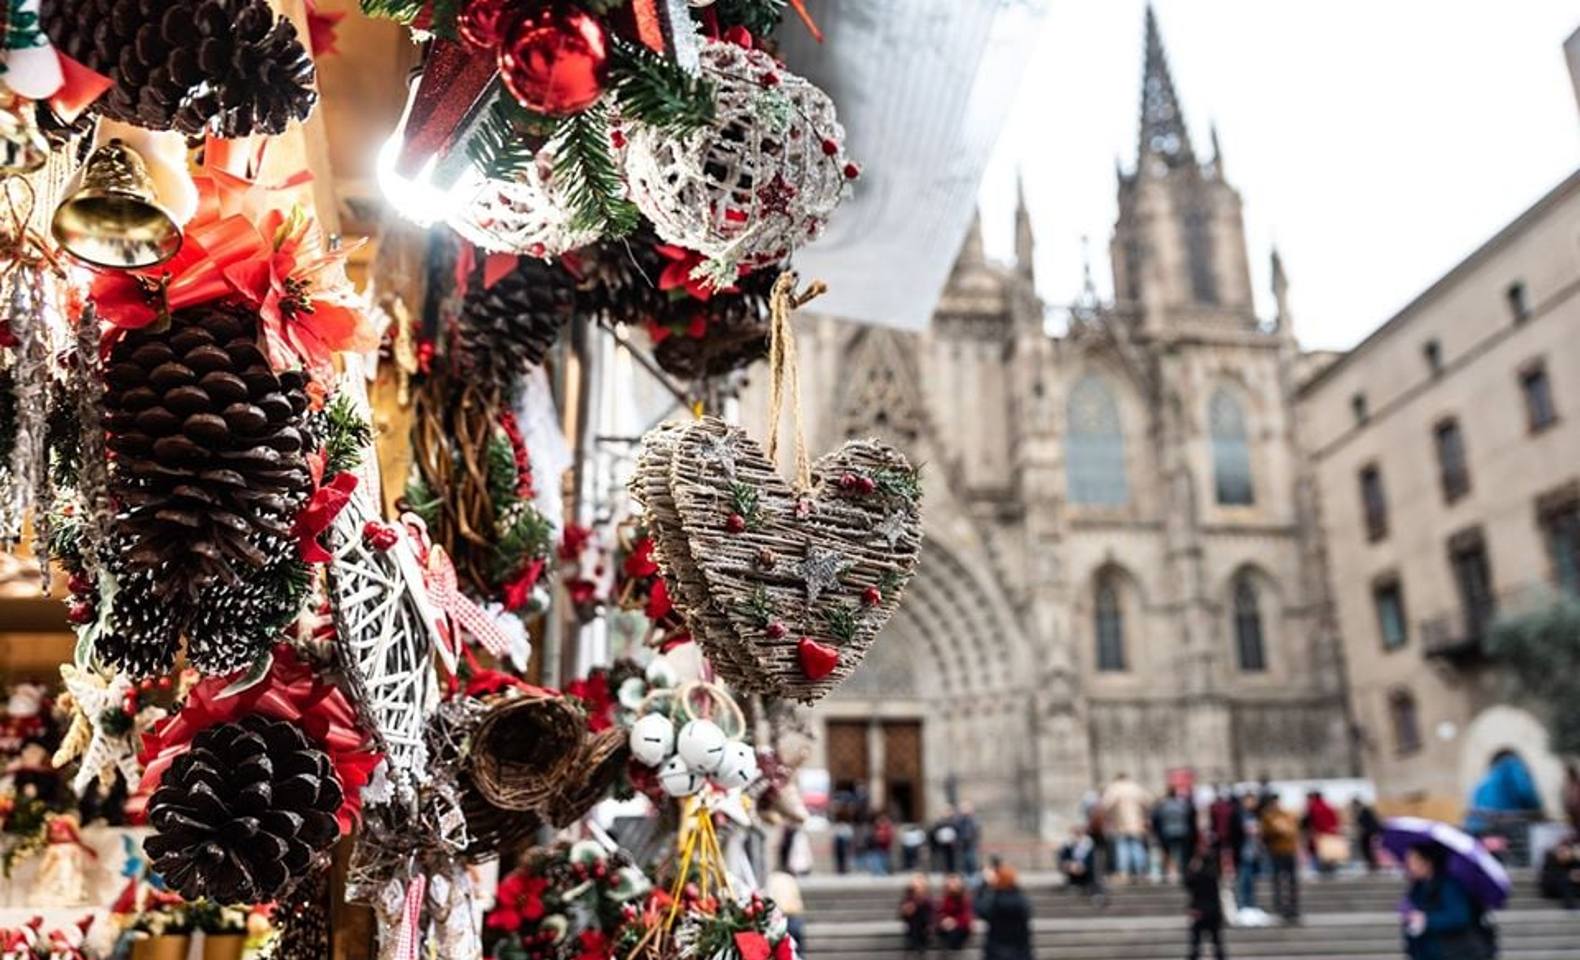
821;137;839;156
863;587;882;607
610;129;627;149
843;162;862;180
65;600;93;625
856;476;877;495
759;71;780;88
766;622;787;640
362;521;399;551
838;473;859;490
725;513;747;533
66;573;92;596
157;676;172;690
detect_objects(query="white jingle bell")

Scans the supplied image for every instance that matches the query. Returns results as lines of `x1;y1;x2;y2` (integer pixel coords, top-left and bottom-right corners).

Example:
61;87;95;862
645;658;679;689
658;754;705;797
676;719;728;774
709;740;760;791
628;713;676;767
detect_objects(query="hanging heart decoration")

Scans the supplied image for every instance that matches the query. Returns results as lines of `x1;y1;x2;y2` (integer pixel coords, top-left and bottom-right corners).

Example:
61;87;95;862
632;275;923;702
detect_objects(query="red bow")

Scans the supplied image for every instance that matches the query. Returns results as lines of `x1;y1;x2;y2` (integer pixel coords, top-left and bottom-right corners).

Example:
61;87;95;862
140;646;381;832
501;557;545;613
292;471;358;564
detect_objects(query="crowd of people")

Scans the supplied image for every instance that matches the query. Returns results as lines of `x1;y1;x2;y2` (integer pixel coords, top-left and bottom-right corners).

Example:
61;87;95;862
828;789;983;877
899;862;1033;960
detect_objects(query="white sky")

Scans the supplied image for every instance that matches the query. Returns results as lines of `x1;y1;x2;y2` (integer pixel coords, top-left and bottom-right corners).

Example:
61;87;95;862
979;1;1580;351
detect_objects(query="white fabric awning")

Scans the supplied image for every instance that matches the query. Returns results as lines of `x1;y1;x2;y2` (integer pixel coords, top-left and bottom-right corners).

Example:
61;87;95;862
778;0;1049;330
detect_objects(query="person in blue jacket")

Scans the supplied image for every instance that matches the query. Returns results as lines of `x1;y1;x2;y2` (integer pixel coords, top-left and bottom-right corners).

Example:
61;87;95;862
1402;843;1495;960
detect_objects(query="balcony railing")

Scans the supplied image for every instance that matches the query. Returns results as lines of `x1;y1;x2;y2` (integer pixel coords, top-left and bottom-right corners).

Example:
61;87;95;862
1420;603;1496;663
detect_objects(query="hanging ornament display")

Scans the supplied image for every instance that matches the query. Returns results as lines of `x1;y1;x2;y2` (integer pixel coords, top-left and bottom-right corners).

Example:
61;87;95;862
40;0;318;136
623;38;855;286
496;6;610;117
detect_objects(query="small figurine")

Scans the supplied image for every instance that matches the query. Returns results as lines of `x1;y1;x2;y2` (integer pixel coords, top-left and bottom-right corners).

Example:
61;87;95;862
35;812;95;907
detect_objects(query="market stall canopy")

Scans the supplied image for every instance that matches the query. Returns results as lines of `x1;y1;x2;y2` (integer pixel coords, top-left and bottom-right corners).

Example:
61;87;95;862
777;0;1049;331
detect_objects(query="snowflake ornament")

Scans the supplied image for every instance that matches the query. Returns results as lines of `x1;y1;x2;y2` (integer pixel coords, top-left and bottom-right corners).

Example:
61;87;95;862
53;664;163;794
623;39;855;287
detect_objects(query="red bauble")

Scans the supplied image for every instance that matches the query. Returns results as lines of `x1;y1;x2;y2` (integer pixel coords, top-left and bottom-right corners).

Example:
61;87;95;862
459;0;515;49
498;6;609;116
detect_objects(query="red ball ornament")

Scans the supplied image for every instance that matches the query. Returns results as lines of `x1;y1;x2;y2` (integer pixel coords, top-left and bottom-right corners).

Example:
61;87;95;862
459;0;514;49
498;6;610;116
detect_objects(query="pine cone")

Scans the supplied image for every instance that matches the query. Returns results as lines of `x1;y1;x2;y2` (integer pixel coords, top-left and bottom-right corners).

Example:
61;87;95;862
570;230;669;323
96;539;183;677
104;302;313;596
454;256;577;388
144;714;342;903
41;0;317;136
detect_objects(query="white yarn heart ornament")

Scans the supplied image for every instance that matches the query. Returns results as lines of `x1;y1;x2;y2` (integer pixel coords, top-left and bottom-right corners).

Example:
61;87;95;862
622;39;855;288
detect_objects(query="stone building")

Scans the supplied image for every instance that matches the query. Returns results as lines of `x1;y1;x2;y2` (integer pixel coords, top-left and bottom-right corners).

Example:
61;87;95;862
1297;168;1580;822
754;10;1354;840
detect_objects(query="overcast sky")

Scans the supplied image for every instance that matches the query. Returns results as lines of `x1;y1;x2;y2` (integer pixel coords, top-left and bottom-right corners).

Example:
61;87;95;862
979;1;1580;351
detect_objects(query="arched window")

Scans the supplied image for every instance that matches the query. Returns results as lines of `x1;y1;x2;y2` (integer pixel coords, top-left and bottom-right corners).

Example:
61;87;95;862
1067;376;1129;506
1233;574;1268;672
1209;388;1254;505
1389;688;1422;755
1095;575;1127;672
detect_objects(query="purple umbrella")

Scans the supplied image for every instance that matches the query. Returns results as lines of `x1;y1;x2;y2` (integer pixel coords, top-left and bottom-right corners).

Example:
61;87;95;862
1381;816;1512;909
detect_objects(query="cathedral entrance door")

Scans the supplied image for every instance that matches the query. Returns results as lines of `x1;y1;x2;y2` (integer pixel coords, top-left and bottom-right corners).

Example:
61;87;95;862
883;720;925;824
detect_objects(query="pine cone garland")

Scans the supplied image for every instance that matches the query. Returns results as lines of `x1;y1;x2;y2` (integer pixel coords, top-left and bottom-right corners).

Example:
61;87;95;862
144;714;342;903
40;0;317;136
454;256;577;388
104;302;313;595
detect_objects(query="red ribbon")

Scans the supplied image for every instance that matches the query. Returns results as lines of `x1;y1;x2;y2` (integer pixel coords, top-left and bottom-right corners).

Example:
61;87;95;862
292;471;358;564
500;557;545;613
140;646;381;833
393;875;426;960
425;545;512;660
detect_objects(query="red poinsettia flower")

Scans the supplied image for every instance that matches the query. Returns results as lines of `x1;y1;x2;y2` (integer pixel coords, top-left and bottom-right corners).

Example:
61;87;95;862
485;872;549;932
304;0;345;57
654;244;738;302
623;537;659;578
575;929;610;960
644;577;672;621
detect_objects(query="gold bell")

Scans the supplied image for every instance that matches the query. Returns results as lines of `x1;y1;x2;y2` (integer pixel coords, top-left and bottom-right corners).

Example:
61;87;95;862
52;138;182;270
0;97;48;175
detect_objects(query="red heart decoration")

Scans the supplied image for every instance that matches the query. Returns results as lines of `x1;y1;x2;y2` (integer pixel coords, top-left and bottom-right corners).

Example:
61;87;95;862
798;637;839;680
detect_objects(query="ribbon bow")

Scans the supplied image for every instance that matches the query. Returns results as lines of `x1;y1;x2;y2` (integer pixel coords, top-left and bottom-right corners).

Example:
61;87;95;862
392;874;427;960
423;545;511;661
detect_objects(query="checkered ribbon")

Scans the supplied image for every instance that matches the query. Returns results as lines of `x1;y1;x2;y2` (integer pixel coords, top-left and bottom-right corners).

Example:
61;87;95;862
423;545;510;659
393;874;427;960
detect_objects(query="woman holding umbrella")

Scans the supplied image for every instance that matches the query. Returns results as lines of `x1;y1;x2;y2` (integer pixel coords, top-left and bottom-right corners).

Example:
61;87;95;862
1384;818;1507;960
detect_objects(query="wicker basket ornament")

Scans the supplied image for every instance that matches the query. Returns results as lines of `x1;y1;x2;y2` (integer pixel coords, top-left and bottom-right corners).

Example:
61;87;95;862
469;687;586;812
545;725;631;828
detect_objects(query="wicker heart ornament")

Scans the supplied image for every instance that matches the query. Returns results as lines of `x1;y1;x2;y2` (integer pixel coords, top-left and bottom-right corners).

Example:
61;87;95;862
635;417;923;702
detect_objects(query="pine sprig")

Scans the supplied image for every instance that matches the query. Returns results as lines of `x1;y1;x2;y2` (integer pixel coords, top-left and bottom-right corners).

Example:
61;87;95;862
466;95;555;182
822;603;859;645
321;394;373;476
484;434;521;508
491;503;554;582
550;106;639;238
739;585;775;627
608;37;716;135
873;466;924;505
357;0;425;24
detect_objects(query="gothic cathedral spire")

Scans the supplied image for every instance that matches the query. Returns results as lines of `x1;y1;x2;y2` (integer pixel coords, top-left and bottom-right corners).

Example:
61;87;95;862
1014;172;1035;284
1137;3;1195;173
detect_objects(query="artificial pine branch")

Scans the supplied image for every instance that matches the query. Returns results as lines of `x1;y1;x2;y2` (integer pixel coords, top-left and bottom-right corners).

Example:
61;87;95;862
357;0;425;23
466;96;552;182
712;0;787;36
550;106;639;237
321;394;373;476
608;37;715;135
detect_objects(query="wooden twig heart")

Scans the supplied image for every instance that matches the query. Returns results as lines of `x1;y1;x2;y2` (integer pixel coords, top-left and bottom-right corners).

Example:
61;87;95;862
634;417;923;703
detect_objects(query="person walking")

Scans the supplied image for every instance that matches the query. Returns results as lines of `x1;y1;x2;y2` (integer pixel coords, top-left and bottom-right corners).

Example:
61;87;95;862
1155;786;1196;882
1209;786;1238;870
1184;851;1229;960
1102;773;1153;883
869;813;896;875
957;802;983;877
1351;797;1382;873
976;864;1034;960
933;809;961;875
1229;792;1263;918
1261;796;1302;924
938;873;975;952
899;873;935;958
1303;791;1342;876
1402;843;1495;960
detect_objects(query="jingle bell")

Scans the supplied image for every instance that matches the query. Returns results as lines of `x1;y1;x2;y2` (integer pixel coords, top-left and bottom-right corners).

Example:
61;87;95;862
51;139;181;269
0;98;48;175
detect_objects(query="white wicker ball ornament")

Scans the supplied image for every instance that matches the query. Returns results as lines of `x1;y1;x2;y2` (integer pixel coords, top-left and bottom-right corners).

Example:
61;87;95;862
629;712;676;767
658;754;705;796
709;740;760;791
675;718;727;774
448;146;601;258
623;38;854;287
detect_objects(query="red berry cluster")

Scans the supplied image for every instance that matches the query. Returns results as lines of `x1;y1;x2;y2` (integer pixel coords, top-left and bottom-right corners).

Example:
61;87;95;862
837;472;876;496
124;675;172;717
65;572;95;626
362;521;399;551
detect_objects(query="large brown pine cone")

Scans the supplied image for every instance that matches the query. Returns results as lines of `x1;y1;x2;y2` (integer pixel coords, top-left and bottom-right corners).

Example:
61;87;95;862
104;302;312;595
454;255;578;389
145;714;342;903
40;0;317;136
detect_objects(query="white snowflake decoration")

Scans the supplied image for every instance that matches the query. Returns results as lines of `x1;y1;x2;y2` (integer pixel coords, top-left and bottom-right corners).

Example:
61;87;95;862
623;39;854;285
448;147;601;259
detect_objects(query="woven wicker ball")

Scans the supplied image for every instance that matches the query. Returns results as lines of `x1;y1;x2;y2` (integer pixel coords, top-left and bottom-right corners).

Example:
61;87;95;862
469;689;586;811
447;148;602;258
623;39;851;283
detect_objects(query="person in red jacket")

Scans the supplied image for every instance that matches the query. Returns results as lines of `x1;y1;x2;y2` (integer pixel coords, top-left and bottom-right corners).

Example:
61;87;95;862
936;873;975;951
1302;790;1342;875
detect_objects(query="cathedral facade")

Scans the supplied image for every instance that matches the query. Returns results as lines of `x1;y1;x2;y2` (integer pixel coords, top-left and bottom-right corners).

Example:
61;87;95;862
770;10;1356;839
